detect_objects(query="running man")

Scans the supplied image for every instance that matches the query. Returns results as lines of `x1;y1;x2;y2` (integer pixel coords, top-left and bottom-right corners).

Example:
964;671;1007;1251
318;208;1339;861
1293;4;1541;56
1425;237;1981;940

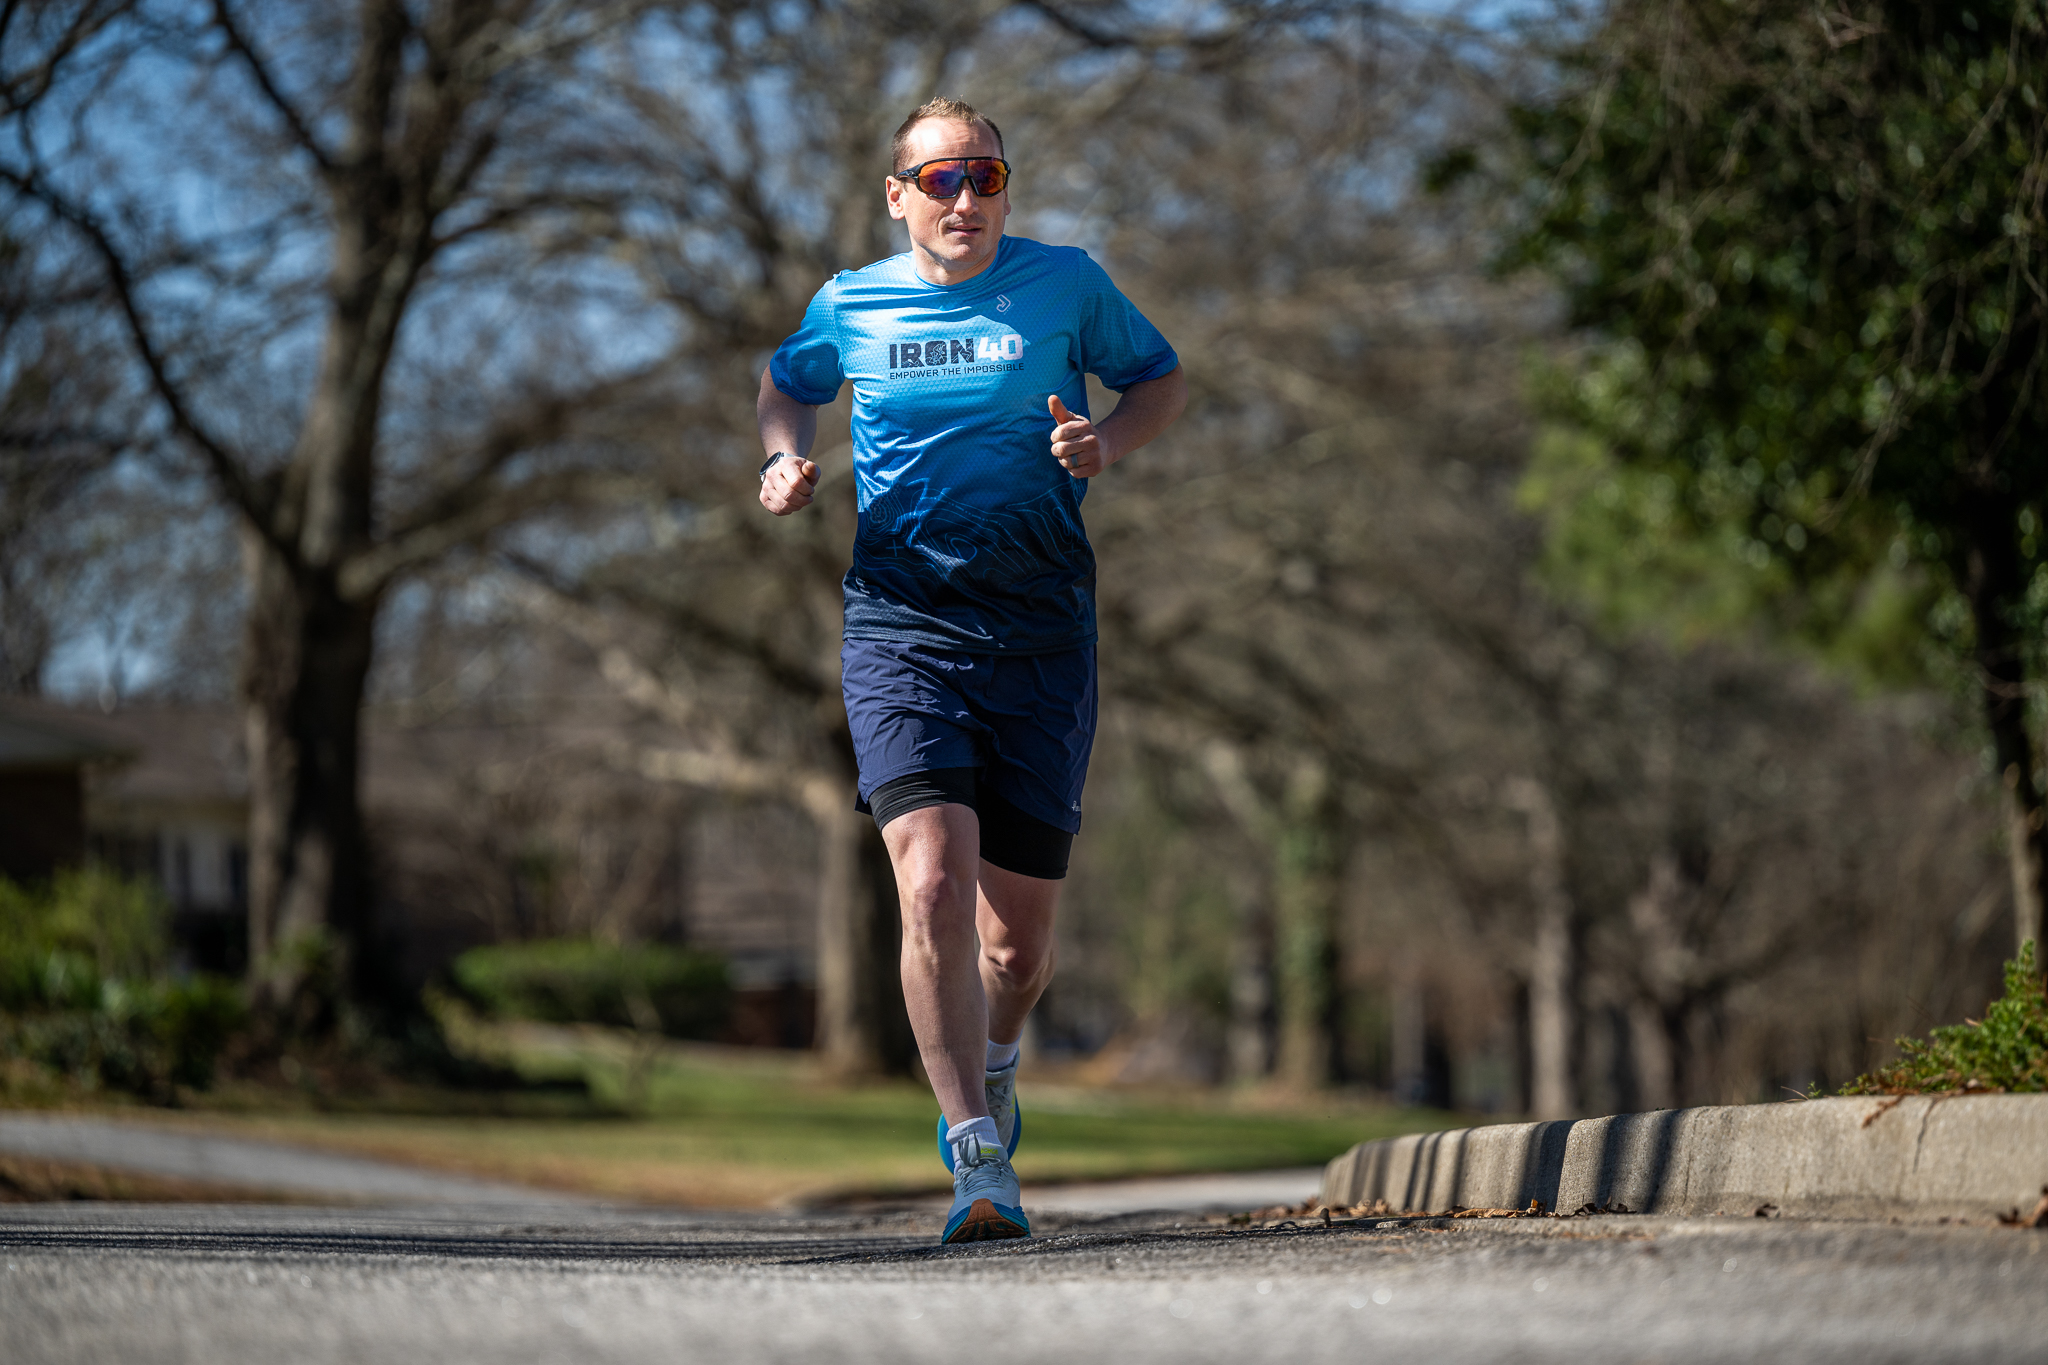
757;97;1186;1244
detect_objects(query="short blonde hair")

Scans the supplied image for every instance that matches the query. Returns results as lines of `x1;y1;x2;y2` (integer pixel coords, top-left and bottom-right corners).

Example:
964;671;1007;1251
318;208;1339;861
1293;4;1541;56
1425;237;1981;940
890;97;1005;171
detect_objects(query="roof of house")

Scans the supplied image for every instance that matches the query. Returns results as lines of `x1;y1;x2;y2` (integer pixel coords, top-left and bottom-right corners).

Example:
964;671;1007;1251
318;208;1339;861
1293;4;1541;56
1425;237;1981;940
85;705;246;808
0;697;138;771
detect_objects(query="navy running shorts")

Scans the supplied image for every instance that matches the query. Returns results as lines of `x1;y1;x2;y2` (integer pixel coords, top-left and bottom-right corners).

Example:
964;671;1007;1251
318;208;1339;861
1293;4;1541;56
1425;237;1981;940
841;639;1096;837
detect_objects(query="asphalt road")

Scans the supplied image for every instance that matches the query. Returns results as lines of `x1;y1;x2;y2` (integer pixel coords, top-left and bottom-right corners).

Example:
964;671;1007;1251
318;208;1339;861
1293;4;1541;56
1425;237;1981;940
4;1200;2043;1364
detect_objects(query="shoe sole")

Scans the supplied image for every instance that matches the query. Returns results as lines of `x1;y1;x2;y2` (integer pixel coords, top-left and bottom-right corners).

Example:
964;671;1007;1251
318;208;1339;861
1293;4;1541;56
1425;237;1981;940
936;1103;1023;1172
941;1197;1030;1244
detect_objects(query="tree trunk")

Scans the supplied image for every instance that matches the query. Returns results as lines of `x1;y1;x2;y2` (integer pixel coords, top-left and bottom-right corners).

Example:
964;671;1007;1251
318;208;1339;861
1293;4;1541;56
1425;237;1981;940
1957;485;2048;957
1627;1000;1677;1111
1528;899;1574;1118
1390;954;1428;1105
1274;760;1342;1088
2000;778;2043;958
1226;871;1273;1083
807;736;914;1076
241;532;381;1019
238;131;400;1019
863;821;916;1074
1626;851;1686;1109
806;784;869;1073
1508;777;1576;1119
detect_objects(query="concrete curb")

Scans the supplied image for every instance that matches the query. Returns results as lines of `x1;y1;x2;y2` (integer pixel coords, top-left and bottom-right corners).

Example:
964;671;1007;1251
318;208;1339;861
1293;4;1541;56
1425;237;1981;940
1321;1094;2048;1222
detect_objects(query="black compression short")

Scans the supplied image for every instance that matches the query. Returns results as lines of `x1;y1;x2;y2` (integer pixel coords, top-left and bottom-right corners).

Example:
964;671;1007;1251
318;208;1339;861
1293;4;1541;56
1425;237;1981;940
857;767;1074;880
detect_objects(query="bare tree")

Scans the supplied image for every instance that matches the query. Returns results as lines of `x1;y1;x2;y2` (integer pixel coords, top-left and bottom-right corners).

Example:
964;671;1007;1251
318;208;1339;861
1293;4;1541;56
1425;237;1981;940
1;1;677;1016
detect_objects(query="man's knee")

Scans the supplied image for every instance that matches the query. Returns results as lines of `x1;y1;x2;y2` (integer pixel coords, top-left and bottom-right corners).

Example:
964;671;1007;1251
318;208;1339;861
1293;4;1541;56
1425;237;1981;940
982;937;1055;990
978;863;1060;986
899;862;977;931
884;800;974;874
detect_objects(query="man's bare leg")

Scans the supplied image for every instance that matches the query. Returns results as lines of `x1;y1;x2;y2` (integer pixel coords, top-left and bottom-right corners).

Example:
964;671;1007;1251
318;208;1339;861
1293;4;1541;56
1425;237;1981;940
978;862;1060;1048
884;805;1060;1127
885;804;990;1126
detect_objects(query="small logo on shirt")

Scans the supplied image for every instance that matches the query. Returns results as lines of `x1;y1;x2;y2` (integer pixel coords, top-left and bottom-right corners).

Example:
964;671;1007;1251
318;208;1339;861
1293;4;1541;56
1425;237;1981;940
996;294;1013;313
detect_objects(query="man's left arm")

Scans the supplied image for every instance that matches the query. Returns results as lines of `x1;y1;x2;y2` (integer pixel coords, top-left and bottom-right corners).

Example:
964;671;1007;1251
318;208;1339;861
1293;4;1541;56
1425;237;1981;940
1048;365;1187;478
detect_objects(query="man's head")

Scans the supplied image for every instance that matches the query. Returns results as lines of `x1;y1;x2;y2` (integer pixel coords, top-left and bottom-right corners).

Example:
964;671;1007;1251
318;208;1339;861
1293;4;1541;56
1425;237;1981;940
886;97;1009;285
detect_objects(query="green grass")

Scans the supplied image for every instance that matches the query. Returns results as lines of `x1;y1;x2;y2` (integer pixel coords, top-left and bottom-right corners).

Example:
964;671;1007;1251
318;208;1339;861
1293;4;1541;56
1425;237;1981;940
136;1020;1455;1207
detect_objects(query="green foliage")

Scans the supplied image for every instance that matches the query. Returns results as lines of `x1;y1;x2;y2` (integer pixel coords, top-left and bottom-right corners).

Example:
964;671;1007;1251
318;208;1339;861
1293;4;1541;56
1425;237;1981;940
0;867;170;996
1517;421;1785;644
1518;418;1960;689
1502;1;2048;693
0;870;247;1097
1843;941;2048;1094
452;939;732;1040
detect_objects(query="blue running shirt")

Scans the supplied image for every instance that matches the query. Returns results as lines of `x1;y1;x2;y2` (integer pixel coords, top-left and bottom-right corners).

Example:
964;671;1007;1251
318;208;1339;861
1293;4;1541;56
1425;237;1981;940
769;235;1178;654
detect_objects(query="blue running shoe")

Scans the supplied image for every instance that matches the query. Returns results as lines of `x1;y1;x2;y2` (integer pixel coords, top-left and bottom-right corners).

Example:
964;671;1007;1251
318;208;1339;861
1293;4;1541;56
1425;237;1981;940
941;1136;1029;1244
937;1059;1023;1172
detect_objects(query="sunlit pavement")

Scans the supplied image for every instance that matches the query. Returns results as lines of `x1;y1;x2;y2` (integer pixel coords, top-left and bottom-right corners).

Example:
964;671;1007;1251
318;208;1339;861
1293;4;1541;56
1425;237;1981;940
3;1201;2043;1363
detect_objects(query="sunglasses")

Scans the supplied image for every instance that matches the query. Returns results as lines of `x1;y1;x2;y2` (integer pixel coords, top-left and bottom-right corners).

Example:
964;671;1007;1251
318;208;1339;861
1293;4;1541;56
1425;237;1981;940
892;157;1011;201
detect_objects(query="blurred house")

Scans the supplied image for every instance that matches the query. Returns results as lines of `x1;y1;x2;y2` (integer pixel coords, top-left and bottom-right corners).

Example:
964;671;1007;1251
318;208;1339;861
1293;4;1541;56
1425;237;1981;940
84;705;250;975
361;715;817;1047
0;698;135;884
2;700;817;1044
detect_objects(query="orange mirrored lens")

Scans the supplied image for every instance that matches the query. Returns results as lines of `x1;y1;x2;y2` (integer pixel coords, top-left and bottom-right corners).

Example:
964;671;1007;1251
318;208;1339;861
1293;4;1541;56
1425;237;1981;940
911;158;1008;199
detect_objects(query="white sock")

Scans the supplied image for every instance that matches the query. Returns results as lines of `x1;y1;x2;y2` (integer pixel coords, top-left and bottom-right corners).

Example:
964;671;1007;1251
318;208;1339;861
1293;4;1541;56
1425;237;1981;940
946;1116;1000;1152
985;1038;1020;1073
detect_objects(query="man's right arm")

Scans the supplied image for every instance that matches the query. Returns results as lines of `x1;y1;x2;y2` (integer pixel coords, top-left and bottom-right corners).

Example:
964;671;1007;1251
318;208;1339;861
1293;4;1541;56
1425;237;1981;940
758;366;821;516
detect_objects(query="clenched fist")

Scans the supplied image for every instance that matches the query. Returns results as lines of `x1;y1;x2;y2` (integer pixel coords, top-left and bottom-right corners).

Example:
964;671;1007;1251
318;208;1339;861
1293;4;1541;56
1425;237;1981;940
1049;394;1114;478
760;454;820;515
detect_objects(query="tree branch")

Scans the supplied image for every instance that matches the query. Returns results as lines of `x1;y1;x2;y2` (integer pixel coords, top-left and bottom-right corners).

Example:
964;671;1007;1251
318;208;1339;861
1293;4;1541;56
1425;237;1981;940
337;468;641;599
208;0;338;175
1018;0;1138;49
502;547;830;704
0;0;130;118
0;163;273;536
380;358;663;545
516;577;840;814
382;398;583;543
426;188;625;255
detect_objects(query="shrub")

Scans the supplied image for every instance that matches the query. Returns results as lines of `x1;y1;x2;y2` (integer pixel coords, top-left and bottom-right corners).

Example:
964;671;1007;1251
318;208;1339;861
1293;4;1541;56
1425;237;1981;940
154;975;249;1088
0;870;246;1098
1841;942;2048;1095
452;939;732;1039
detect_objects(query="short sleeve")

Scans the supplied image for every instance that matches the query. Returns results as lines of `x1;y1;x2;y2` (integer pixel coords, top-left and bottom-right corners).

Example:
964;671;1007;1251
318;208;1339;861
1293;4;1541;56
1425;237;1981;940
1073;251;1178;392
768;279;846;406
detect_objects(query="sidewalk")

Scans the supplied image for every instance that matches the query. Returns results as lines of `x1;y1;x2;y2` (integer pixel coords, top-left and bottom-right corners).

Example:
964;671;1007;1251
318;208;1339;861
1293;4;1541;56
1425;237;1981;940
0;1110;1320;1214
0;1112;589;1206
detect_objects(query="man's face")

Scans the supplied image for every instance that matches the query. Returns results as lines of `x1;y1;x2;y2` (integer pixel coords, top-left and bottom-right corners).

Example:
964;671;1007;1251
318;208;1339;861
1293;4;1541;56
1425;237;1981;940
886;118;1009;284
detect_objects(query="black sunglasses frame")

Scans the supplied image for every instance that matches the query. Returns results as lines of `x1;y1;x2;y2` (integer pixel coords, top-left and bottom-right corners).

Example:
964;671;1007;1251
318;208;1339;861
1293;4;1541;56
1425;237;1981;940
892;156;1012;201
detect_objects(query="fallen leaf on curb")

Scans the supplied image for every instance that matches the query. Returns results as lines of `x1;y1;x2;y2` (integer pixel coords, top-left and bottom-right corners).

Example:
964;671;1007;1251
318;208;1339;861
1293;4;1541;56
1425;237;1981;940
1997;1186;2048;1229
